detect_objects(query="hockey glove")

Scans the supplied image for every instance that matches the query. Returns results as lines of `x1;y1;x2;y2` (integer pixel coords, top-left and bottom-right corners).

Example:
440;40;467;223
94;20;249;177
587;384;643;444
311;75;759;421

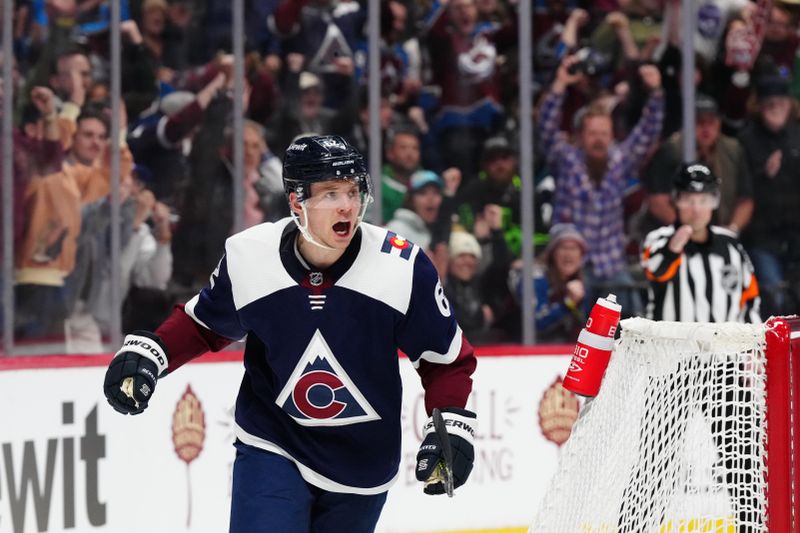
415;407;476;495
103;331;169;415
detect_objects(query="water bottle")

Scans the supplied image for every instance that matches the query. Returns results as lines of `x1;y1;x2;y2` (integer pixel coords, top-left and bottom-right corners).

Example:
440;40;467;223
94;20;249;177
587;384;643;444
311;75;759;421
563;294;622;397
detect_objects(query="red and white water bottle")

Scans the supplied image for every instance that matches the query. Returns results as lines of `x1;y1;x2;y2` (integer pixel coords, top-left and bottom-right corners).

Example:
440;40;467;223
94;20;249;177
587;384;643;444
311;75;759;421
563;294;622;398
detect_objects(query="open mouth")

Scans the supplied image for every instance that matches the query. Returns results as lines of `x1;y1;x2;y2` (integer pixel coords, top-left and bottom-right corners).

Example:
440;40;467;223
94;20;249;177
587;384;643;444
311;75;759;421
333;221;351;237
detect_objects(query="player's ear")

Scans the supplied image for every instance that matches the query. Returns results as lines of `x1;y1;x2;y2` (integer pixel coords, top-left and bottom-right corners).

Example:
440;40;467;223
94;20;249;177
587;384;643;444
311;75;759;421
288;192;303;216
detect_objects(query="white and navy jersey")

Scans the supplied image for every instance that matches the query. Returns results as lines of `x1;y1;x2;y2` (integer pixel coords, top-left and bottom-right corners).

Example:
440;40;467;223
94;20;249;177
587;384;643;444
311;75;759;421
641;224;761;323
157;218;475;495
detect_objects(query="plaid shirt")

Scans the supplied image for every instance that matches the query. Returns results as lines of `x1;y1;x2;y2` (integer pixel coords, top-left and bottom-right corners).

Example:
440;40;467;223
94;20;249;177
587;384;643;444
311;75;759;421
539;90;664;279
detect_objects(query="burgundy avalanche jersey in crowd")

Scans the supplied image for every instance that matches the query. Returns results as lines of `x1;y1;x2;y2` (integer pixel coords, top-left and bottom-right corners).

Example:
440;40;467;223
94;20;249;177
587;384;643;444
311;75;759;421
159;218;475;495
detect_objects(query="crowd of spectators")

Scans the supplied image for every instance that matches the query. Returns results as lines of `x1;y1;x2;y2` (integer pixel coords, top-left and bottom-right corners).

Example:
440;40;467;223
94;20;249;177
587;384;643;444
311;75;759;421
1;0;799;351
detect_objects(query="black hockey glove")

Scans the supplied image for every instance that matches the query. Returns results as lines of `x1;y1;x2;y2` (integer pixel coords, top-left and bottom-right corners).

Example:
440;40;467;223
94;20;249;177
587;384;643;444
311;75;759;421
415;407;476;495
103;331;169;415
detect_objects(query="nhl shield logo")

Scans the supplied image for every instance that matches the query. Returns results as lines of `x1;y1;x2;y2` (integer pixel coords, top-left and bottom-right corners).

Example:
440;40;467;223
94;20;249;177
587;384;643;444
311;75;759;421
309;272;323;286
720;265;738;293
276;330;380;426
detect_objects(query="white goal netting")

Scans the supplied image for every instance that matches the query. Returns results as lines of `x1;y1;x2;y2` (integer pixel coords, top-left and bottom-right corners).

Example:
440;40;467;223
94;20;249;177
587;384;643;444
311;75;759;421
531;317;770;533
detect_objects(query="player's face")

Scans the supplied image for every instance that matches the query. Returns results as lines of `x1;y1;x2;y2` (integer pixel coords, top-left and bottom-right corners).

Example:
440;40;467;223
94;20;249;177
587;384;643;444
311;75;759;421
296;180;364;248
675;192;715;231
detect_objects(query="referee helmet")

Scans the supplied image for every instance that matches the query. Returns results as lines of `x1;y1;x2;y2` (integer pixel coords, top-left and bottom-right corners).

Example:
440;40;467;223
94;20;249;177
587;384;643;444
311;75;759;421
673;162;720;194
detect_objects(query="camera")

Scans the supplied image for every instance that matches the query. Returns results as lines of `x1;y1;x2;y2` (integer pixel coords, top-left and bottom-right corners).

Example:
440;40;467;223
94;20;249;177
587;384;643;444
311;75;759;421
567;47;613;77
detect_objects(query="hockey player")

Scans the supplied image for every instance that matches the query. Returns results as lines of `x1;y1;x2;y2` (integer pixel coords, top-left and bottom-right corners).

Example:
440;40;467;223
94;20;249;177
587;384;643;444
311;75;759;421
102;135;478;532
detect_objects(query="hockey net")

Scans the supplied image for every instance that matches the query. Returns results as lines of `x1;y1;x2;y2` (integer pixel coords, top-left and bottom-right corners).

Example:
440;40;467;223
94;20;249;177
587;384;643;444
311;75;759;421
531;316;800;533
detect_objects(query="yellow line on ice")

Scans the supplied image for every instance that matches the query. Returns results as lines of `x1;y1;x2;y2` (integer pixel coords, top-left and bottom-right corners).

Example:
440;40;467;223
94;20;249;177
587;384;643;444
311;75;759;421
576;518;736;533
427;518;734;533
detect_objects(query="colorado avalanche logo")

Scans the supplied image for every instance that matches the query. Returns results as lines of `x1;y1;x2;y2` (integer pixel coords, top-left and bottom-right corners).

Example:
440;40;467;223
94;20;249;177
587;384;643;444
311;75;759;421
276;330;380;427
320;137;346;150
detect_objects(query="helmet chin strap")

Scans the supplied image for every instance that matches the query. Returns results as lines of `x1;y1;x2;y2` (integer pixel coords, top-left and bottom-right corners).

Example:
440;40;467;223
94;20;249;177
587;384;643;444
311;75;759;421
291;203;337;251
289;193;373;252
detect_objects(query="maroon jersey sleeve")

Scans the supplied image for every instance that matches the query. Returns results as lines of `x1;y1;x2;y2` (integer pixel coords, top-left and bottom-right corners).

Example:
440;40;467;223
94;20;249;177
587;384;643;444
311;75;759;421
155;304;234;374
416;332;477;415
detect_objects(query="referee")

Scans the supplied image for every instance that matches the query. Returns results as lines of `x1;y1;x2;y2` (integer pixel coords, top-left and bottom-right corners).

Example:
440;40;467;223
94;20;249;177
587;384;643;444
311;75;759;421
620;163;764;532
641;163;761;323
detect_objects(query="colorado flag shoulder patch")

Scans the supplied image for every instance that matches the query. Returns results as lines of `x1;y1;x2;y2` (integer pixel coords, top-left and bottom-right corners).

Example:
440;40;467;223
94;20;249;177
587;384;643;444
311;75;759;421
380;230;414;260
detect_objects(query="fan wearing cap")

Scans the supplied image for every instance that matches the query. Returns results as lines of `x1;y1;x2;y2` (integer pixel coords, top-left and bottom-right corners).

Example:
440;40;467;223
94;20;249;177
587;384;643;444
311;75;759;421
101;135;478;532
269;70;358;159
536;224;588;342
507;223;588;343
641;162;760;323
738;73;800;316
386;170;446;251
643;93;753;237
454;135;523;255
379;127;462;224
443;231;496;343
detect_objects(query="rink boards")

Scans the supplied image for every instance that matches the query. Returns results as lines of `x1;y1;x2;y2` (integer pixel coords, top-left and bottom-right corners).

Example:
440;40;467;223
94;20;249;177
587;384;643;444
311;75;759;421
0;346;573;533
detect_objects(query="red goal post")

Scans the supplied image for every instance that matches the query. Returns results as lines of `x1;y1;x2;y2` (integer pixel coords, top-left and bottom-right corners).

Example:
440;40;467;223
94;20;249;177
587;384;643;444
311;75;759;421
764;316;800;532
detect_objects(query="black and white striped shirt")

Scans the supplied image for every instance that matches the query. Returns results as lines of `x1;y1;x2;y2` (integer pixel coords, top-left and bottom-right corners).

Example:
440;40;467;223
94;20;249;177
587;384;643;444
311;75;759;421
641;225;761;323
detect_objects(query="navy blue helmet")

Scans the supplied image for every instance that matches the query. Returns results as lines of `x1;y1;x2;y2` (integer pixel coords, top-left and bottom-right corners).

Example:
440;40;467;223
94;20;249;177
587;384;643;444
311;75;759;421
282;135;372;202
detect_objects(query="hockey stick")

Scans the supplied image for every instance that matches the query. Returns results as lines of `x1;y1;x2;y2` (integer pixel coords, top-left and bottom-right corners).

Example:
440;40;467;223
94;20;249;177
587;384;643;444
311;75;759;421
121;377;139;407
432;408;455;497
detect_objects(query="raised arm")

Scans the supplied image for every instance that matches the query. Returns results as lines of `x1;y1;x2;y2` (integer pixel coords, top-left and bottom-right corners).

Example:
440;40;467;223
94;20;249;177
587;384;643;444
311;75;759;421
619;64;664;170
641;225;684;284
539;55;582;161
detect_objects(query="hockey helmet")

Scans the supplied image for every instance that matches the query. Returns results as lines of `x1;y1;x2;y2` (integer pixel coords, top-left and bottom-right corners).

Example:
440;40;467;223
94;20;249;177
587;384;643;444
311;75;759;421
282;135;372;202
673;162;720;194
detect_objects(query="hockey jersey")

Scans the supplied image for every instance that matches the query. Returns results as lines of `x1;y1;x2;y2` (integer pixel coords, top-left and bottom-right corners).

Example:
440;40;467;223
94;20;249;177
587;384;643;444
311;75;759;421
641;224;761;323
156;218;475;494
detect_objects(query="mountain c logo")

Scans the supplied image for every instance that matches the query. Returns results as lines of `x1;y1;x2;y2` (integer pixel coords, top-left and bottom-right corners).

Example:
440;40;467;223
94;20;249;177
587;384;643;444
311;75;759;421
276;330;380;427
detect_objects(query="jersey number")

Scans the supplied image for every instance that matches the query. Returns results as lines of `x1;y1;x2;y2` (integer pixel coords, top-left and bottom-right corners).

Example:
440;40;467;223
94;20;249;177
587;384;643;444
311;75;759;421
435;280;451;317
